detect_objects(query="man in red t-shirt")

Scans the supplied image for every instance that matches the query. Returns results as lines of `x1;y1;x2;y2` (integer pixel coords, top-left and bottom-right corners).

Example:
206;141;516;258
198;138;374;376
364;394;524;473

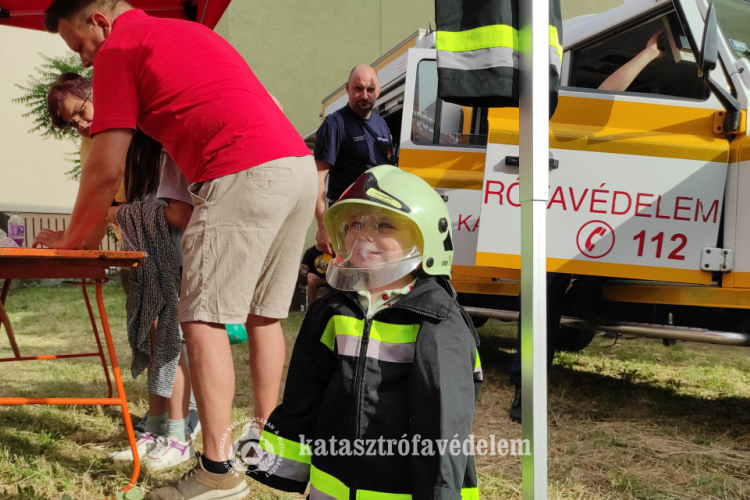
35;1;316;497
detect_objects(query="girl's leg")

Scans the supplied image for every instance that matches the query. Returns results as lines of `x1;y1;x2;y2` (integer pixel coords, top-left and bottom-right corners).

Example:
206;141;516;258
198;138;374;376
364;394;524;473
147;320;169;435
166;349;192;442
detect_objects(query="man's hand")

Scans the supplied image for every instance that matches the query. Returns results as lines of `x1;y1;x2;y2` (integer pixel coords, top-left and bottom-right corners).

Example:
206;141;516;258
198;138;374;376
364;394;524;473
32;230;74;249
645;29;667;60
316;229;335;256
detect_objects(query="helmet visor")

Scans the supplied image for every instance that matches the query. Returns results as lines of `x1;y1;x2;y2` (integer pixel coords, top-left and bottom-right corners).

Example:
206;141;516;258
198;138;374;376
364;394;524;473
327;211;423;291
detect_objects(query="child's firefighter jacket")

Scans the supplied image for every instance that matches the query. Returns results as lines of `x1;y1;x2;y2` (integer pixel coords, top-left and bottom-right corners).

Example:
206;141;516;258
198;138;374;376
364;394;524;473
246;275;483;500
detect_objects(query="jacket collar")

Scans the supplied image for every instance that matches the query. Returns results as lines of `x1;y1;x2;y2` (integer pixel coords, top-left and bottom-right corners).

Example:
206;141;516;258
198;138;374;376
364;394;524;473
345;275;455;320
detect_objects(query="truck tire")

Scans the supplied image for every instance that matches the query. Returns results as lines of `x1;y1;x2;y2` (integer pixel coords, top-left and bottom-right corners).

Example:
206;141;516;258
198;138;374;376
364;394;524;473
557;326;596;352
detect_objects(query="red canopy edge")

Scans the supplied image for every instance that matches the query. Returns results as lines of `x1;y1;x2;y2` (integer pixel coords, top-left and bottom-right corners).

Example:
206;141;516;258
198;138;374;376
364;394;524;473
0;0;231;31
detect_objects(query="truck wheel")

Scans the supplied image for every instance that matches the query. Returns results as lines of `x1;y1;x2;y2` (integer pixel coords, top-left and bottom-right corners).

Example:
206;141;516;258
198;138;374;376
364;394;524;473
558;326;596;352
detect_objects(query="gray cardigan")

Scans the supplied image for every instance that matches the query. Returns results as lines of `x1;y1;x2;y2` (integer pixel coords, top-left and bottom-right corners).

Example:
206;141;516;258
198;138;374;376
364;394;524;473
118;201;182;398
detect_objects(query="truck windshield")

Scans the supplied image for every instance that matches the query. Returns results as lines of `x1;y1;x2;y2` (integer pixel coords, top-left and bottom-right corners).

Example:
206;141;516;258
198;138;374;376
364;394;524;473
713;0;750;62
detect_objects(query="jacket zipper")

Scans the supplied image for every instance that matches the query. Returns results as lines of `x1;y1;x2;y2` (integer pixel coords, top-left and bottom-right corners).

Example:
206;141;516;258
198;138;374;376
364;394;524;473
346;299;443;500
350;316;371;500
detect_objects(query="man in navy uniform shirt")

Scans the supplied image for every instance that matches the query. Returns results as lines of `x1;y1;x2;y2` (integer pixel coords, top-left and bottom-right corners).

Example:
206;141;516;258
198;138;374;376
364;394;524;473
313;64;395;255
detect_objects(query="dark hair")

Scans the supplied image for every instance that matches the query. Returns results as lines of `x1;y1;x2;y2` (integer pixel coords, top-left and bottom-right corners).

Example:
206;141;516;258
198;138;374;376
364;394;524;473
125;129;163;203
47;73;92;130
44;0;130;33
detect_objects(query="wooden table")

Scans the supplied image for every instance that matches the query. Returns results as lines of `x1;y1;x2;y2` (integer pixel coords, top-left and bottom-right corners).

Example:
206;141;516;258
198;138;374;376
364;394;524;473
0;248;145;497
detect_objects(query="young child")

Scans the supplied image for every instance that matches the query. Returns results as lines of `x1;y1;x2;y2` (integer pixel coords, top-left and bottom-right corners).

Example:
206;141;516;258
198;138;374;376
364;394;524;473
242;165;482;499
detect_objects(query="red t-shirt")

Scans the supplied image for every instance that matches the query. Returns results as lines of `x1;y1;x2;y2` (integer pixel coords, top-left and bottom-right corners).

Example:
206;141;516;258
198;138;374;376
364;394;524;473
90;9;310;183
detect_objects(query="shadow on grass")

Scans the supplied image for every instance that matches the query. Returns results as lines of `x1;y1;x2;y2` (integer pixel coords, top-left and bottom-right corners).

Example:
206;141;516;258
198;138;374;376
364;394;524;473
476;324;750;438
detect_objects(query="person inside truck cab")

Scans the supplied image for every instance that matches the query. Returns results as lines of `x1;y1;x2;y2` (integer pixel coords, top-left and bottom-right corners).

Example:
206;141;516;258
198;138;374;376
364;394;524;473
598;29;668;92
313;65;396;256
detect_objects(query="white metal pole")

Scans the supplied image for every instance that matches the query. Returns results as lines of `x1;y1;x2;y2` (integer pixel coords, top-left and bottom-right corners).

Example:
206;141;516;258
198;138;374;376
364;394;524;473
519;0;549;498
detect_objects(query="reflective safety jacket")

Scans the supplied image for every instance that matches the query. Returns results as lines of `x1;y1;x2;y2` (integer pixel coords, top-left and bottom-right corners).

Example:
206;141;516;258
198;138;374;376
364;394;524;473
435;0;563;112
247;276;483;500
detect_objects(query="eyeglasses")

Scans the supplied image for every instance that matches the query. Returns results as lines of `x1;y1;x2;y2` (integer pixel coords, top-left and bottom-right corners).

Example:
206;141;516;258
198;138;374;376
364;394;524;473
67;92;91;130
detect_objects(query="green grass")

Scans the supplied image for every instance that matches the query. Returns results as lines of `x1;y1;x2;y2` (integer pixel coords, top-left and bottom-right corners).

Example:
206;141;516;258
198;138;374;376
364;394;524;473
2;284;750;499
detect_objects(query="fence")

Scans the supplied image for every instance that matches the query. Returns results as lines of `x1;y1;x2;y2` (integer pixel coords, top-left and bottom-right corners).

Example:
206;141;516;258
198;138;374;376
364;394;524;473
12;212;119;250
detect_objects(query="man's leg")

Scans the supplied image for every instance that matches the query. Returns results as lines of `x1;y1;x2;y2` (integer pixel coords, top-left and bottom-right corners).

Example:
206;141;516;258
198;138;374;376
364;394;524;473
182;321;235;462
247;315;285;425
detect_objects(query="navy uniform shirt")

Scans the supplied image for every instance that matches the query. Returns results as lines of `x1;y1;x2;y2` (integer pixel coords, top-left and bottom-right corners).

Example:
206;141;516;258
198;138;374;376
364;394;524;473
314;104;395;201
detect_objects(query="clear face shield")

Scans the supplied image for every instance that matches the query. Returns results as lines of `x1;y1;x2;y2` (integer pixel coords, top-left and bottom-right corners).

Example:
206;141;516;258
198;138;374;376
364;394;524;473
326;209;423;291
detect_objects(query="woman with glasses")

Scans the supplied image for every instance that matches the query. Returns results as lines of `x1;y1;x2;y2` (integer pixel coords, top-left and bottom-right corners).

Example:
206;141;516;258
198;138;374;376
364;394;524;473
47;73;200;470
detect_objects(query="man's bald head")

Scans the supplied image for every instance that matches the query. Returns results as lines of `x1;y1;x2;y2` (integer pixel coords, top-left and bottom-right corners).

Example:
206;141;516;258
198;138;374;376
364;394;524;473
346;65;380;118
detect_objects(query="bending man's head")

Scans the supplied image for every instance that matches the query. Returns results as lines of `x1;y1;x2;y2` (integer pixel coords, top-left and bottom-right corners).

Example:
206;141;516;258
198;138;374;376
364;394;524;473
346;65;380;119
45;0;132;67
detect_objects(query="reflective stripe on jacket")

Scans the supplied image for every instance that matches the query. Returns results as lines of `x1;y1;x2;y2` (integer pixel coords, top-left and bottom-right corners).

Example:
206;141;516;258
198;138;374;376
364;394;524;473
435;0;563;111
247;275;483;500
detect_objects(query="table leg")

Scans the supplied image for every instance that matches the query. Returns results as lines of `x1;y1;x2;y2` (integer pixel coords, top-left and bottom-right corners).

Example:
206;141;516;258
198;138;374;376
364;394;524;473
95;282;140;492
0;280;21;359
81;286;114;399
1;279;10;303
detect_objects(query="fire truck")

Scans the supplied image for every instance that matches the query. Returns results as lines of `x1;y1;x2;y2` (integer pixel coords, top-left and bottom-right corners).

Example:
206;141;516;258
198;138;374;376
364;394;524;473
308;0;750;349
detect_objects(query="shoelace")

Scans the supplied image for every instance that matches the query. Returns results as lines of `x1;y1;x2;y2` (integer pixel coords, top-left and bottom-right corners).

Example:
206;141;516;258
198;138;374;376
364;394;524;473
149;436;171;457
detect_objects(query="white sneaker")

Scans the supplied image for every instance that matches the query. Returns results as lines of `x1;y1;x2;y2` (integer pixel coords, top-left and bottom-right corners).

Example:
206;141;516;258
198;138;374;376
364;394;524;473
145;435;196;470
109;432;159;462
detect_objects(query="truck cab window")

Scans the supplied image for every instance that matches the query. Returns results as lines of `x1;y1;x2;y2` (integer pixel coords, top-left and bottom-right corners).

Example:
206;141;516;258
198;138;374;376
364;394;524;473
412;59;488;146
569;13;709;100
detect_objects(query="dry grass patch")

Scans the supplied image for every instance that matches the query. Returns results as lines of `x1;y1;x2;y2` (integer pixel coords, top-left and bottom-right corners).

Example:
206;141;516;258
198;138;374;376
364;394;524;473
2;284;750;499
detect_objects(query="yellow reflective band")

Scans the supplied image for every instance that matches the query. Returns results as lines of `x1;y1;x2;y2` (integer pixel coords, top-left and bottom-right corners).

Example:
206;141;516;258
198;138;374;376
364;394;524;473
462;487;480;500
550;25;563;62
259;430;312;464
311;466;349;500
321;315;364;350
359;490;412;500
474;348;481;370
436;24;562;62
370;321;419;344
309;468;479;500
436;24;518;53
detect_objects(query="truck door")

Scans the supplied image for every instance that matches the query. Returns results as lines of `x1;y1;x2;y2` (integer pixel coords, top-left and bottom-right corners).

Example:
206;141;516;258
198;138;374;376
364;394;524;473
476;3;732;285
398;48;501;275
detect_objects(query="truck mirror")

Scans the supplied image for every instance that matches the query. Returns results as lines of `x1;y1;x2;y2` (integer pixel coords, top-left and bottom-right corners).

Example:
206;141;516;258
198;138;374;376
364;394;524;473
696;1;741;133
697;2;718;78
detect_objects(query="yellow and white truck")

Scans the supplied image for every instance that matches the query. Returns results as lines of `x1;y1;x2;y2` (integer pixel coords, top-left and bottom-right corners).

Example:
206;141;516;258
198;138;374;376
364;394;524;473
309;0;750;347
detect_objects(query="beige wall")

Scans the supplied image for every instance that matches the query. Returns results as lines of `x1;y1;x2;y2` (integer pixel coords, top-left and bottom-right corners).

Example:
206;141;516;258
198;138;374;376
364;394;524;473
0;26;81;214
562;0;625;20
216;0;435;138
216;0;625;136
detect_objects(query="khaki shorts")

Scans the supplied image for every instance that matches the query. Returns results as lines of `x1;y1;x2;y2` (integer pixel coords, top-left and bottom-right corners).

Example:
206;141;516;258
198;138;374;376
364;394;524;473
179;155;317;323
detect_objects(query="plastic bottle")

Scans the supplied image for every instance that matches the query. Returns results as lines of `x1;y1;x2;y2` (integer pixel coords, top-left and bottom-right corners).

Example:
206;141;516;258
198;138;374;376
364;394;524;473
7;212;25;247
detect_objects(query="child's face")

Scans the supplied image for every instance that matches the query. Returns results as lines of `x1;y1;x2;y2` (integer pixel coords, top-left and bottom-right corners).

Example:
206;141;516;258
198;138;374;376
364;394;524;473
343;213;416;268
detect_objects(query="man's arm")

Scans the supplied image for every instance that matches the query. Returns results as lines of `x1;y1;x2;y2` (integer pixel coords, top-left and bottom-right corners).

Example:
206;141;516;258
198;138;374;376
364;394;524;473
80;218;110;250
32;129;134;249
315;160;335;256
598;30;666;92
